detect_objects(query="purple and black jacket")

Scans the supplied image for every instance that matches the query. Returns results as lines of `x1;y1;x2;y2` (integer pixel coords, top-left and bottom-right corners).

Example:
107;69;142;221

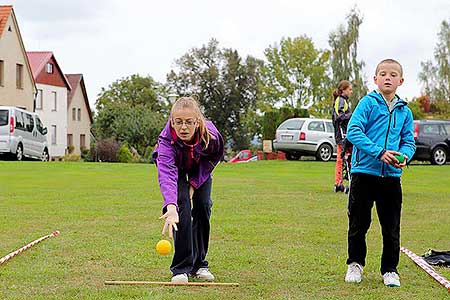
153;120;224;210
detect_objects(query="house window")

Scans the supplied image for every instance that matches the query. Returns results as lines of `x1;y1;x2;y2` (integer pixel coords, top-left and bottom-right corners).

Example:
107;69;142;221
80;134;86;149
72;108;76;121
51;125;57;145
0;60;4;86
77;108;81;121
36;89;43;110
46;63;53;74
67;134;73;146
52;91;57;111
16;64;23;89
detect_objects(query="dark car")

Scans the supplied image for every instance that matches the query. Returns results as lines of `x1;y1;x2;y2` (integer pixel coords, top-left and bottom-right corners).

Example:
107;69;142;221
413;120;450;165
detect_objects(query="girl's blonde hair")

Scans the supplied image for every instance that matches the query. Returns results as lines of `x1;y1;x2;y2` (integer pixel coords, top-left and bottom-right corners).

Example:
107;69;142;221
171;97;213;149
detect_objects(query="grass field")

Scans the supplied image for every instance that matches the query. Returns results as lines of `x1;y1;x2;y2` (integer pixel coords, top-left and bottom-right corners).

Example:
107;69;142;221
0;160;449;299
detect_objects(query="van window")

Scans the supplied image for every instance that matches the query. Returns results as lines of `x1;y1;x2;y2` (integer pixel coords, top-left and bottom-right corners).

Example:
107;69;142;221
308;121;325;132
0;110;8;126
36;117;45;135
15;111;25;130
278;119;304;130
23;113;34;132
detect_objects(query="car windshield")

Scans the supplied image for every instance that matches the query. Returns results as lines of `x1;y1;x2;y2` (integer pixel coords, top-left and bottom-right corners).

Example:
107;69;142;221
0;110;8;126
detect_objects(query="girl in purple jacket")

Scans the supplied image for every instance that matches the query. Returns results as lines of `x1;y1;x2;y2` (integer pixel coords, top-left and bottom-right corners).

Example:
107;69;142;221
154;97;224;283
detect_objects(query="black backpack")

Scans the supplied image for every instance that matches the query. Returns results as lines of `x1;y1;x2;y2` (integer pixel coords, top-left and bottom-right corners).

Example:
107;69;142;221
422;249;450;266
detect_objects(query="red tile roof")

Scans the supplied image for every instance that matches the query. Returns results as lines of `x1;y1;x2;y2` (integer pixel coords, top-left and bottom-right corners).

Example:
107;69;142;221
66;74;93;124
0;5;12;38
26;51;71;90
26;51;53;76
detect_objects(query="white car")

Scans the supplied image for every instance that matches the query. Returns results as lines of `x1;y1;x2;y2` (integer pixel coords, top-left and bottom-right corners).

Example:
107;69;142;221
0;106;49;161
273;118;337;161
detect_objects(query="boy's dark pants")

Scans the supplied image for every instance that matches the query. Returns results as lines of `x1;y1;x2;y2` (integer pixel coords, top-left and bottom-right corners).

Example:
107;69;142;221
347;173;402;275
171;174;212;276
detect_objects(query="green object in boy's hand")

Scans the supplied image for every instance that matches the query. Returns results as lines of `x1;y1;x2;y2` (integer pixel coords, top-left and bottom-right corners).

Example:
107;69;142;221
394;154;405;163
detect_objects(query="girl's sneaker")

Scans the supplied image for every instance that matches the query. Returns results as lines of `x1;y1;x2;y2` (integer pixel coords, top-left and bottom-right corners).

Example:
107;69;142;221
345;262;363;283
171;273;188;283
383;272;400;287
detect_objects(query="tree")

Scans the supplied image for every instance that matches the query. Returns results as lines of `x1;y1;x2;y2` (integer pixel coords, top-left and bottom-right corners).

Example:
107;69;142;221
419;20;450;101
94;102;165;155
328;7;368;109
167;39;263;150
96;74;164;112
260;36;330;109
94;74;166;154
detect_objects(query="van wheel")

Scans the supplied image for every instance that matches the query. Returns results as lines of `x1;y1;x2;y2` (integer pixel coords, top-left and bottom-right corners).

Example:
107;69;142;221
316;143;332;162
431;146;447;165
41;148;49;162
16;144;23;161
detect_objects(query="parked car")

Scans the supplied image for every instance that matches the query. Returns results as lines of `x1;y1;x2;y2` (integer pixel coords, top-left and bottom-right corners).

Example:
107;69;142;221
412;120;450;165
229;149;256;163
0;106;49;161
273;118;337;161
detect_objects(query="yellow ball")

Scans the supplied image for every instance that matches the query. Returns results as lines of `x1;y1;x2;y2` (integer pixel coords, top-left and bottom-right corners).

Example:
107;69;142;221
156;240;172;255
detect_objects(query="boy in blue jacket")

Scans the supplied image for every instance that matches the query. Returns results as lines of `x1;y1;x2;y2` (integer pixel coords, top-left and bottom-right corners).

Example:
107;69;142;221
344;59;416;287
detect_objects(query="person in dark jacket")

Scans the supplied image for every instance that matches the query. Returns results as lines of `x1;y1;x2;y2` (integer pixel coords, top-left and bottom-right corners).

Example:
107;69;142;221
332;80;353;192
153;97;224;283
344;59;416;287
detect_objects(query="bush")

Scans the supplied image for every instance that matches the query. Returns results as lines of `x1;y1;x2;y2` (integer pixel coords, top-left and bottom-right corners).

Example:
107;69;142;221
95;138;120;162
117;145;133;163
81;148;91;161
67;144;75;154
63;154;81;162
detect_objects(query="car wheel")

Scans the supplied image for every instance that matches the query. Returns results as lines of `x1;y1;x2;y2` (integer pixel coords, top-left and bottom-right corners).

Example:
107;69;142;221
285;153;300;161
431;146;447;165
16;144;23;161
316;143;332;162
41;148;49;162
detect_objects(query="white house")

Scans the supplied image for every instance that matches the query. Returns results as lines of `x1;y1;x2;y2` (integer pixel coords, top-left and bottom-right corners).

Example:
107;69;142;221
27;51;71;158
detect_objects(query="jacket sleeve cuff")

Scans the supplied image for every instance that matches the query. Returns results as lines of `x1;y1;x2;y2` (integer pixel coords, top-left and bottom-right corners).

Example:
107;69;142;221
377;149;386;159
162;202;178;213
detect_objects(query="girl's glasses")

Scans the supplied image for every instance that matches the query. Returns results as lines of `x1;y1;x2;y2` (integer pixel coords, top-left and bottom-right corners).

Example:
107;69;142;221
172;119;197;128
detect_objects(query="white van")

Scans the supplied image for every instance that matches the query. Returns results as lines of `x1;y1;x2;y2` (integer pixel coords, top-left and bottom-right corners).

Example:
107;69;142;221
0;106;49;161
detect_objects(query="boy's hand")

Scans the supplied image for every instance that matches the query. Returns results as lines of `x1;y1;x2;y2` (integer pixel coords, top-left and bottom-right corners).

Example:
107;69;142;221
159;204;179;239
394;154;408;169
380;150;401;166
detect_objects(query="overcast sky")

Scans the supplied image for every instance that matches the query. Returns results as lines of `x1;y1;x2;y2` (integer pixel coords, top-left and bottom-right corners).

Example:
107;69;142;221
6;0;450;109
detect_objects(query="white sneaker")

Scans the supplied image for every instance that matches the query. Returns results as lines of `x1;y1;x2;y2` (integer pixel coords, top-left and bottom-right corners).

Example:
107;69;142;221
345;262;363;283
171;273;188;283
194;268;215;281
383;272;400;287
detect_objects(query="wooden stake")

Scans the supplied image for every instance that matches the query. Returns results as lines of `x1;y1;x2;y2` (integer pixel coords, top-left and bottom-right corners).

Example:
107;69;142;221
105;280;239;287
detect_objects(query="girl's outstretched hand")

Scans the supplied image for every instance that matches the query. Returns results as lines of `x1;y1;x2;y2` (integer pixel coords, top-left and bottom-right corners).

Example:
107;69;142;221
159;204;179;239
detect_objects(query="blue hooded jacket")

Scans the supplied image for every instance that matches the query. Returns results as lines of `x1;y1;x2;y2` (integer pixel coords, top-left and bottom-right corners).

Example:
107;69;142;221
347;90;416;177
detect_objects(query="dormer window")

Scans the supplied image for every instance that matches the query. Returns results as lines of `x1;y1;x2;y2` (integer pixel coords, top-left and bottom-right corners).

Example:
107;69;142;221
46;63;53;74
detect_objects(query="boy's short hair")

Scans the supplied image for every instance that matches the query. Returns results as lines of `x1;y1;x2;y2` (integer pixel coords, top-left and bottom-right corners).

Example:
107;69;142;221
375;59;403;76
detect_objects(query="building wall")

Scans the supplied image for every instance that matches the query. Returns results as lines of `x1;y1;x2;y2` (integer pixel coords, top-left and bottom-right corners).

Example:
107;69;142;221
67;82;91;155
0;13;35;111
35;83;67;157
